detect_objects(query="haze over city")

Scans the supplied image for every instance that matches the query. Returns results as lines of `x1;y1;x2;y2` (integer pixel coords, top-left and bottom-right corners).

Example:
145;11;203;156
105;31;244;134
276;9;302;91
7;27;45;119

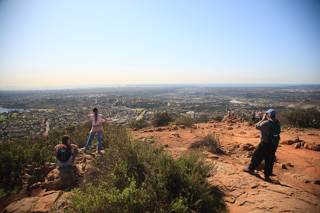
0;0;319;90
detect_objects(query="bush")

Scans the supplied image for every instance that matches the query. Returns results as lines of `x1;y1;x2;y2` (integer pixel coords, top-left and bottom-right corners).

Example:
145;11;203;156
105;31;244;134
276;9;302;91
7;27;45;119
152;111;173;127
128;119;149;130
173;116;193;127
196;114;209;123
213;115;223;122
69;126;225;212
189;133;222;154
0;121;101;182
242;116;252;122
277;107;320;128
0;136;56;181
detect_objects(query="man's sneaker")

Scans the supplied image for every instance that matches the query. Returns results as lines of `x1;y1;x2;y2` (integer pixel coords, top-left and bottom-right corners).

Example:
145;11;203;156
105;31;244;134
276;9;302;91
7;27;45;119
243;168;254;175
265;176;272;182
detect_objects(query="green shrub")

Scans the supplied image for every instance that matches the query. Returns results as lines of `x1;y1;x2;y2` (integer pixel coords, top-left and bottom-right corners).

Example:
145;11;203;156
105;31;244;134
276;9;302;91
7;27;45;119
242;116;251;122
189;133;222;154
277;107;320;128
196;114;209;123
173;116;192;127
0;121;101;182
128;119;149;130
152;111;173;127
0;136;56;181
213;115;223;122
69;126;225;212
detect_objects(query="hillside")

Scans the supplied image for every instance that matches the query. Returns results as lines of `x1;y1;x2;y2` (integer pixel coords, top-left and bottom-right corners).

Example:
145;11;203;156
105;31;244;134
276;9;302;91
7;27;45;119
1;117;320;212
130;118;320;212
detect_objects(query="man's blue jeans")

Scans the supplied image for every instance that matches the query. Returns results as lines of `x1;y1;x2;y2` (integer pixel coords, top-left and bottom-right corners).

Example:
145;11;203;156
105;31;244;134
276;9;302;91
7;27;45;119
84;130;102;152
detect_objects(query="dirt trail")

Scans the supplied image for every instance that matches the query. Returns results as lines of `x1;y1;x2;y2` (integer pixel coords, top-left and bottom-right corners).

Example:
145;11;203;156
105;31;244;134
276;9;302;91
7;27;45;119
132;119;320;212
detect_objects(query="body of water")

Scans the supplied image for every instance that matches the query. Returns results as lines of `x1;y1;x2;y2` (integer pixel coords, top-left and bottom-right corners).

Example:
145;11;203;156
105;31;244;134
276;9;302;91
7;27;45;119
0;106;29;114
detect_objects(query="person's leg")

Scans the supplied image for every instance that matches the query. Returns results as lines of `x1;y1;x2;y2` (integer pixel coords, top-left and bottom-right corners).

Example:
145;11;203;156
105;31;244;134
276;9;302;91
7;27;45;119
249;142;265;171
264;143;274;179
268;145;278;176
83;132;96;150
96;130;102;152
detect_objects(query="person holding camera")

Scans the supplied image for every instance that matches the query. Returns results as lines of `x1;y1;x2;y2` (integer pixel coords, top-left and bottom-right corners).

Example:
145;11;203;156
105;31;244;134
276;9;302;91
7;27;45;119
243;109;280;181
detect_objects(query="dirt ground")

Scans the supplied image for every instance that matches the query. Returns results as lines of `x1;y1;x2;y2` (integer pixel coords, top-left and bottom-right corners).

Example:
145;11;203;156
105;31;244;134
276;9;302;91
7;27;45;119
1;118;319;212
130;119;320;212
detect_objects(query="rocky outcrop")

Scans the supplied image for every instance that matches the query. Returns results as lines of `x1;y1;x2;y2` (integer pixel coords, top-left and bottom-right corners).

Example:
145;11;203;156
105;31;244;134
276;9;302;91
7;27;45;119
3;191;63;213
1;150;92;212
41;166;76;191
208;161;320;213
281;137;320;151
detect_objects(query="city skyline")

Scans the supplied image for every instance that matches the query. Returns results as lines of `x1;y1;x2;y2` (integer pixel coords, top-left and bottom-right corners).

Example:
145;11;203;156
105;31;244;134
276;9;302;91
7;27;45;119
0;0;320;90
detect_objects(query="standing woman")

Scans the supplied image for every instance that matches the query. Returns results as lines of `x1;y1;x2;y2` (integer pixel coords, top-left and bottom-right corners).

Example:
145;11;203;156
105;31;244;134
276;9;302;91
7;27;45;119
251;110;256;123
81;108;108;154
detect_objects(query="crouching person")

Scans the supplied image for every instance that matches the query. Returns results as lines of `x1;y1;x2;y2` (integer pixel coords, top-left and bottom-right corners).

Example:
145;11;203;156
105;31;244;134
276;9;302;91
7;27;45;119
55;135;78;168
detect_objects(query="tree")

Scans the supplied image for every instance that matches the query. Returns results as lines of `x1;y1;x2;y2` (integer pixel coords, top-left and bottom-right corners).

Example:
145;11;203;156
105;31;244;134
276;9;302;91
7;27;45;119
152;111;173;127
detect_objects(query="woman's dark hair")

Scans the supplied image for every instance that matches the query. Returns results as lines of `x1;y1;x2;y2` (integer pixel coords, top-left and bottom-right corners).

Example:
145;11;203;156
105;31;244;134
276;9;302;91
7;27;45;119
62;135;70;145
93;108;98;123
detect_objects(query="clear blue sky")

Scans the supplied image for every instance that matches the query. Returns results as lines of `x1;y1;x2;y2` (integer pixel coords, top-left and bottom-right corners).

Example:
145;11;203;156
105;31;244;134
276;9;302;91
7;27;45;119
0;0;319;89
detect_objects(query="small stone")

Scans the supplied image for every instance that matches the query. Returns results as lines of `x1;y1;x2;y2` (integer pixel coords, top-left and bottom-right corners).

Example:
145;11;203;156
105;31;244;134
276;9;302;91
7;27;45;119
171;125;178;130
171;132;180;137
286;163;294;167
314;180;320;185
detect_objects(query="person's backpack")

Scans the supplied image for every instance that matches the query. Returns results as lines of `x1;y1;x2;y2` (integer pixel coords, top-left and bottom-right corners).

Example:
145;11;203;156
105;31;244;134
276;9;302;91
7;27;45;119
269;120;281;146
56;144;72;162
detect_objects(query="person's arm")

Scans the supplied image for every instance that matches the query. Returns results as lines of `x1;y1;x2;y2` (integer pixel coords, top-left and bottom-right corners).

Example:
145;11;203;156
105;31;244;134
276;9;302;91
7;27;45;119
53;145;59;155
256;114;268;129
88;110;93;117
70;144;78;152
102;115;108;123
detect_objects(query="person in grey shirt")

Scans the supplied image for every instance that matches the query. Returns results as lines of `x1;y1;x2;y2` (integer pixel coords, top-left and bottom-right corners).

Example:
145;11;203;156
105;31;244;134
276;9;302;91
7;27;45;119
243;109;280;181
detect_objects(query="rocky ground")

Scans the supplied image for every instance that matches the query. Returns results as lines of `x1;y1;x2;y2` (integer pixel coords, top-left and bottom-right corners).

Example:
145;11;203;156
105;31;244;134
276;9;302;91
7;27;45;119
1;117;320;212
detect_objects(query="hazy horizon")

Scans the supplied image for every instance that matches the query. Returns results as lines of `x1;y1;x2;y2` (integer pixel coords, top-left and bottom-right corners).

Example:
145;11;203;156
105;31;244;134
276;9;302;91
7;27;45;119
1;0;319;89
1;83;319;91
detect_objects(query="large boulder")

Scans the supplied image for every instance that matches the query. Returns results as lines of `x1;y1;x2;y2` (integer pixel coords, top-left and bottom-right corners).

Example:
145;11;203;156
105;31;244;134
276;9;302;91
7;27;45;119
31;191;63;212
41;166;76;191
3;191;62;213
307;142;320;151
52;192;72;213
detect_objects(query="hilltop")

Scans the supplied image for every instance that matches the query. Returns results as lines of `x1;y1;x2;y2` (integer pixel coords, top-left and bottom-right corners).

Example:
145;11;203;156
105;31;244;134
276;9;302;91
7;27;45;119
1;117;320;212
130;117;320;212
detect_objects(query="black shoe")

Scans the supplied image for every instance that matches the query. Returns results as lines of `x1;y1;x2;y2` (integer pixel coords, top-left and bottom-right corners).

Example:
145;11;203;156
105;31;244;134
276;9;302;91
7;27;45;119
265;176;272;182
243;168;254;175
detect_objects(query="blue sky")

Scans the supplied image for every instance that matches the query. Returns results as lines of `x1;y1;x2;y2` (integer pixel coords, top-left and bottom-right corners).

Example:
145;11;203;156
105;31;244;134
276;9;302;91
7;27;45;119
0;0;319;89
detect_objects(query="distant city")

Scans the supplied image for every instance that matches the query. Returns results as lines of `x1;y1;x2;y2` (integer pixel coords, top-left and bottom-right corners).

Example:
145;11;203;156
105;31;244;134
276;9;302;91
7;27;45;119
1;84;319;142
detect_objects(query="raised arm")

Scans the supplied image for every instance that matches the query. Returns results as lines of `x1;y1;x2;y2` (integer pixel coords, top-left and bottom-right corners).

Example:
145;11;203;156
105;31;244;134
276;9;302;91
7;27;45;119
88;110;93;117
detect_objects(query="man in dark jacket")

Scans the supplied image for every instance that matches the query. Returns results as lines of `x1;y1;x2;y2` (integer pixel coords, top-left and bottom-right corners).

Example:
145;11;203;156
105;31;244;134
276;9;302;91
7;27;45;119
243;109;280;181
